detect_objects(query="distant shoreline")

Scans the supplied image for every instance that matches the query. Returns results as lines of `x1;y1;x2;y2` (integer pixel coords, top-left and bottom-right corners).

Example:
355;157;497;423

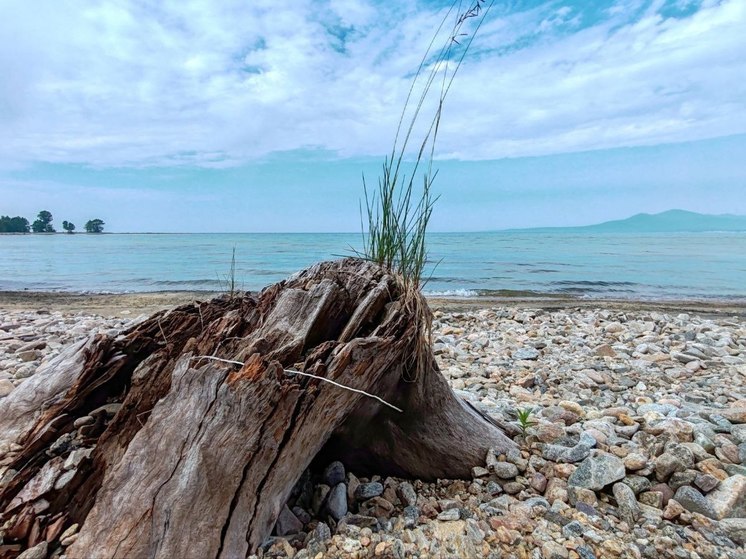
1;289;745;319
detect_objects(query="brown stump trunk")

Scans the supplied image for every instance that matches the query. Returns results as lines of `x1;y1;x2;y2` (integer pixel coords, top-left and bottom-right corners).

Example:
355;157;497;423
0;258;514;558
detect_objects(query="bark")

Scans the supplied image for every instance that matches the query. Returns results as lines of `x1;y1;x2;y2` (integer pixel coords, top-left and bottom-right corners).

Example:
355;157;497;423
0;258;515;558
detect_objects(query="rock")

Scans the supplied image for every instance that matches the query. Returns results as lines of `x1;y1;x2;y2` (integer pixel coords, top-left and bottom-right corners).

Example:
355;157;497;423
668;470;697;490
654;446;694;481
275;505;303;536
432;519;466;541
401;505;419;528
568;486;597;507
650;483;674;506
622;475;652;495
663;498;685;520
568;454;625;491
326;482;347;521
638;491;663;509
471;466;489;478
530;472;548;493
16;350;40;362
674;486;717;519
323;461;345;486
542;442;591;464
397;481;417;507
646;418;693;441
705;474;746;519
604;322;624;333
613;482;641;526
718;518;746;545
359;496;394;518
542;541;569;559
513;348;540;361
623;453;648;471
695;473;720;493
493;462;518;479
731;424;746;444
73;415;95;428
346;472;360;506
355;482;384;501
0;379;14;397
545;478;569;504
534;422;566;443
437;508;460;521
719;407;746;424
17;542;48;559
595;344;616;357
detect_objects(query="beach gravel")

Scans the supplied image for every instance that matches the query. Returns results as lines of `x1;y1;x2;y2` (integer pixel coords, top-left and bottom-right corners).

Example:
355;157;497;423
2;301;746;558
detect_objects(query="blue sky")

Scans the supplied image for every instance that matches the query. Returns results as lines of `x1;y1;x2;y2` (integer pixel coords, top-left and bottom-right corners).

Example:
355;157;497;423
1;0;745;232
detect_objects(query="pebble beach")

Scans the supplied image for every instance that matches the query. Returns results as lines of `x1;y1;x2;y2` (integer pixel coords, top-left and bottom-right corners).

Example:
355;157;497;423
1;297;746;559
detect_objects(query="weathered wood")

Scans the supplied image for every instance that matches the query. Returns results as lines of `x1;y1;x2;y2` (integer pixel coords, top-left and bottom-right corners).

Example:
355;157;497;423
0;258;515;558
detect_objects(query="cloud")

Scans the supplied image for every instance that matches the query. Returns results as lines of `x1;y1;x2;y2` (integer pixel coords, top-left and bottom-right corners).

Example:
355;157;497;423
0;0;744;167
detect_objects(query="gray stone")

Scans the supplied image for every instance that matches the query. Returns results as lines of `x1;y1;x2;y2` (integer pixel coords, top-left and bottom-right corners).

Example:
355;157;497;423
323;461;346;486
568;454;626;491
355;481;383;501
397;481;417;507
313;522;331;541
668;470;697;489
513;348;540;360
562;520;585;538
17;542;48;559
326;482;347;521
402;505;419;528
542;442;591;464
718;518;746;545
275;505;303;536
437;508;460;521
493;462;519;479
695;473;720;493
613;482;641;526
674;486;717;519
621;475;652;495
576;546;597;559
654;446;694;481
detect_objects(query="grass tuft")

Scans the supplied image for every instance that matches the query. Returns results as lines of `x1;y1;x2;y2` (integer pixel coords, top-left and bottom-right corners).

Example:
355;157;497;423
359;1;494;382
218;246;240;300
360;0;494;291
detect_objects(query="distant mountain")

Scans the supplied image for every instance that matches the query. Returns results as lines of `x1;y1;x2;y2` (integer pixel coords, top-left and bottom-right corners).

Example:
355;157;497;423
515;210;746;233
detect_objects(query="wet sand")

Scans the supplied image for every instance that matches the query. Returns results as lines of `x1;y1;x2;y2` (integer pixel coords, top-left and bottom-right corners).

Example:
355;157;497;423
1;290;744;319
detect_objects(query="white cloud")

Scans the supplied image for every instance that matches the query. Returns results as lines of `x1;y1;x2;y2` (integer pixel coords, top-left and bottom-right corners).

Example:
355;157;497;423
0;0;744;167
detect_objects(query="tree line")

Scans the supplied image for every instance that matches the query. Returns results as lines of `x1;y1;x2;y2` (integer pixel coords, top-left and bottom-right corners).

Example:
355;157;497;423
0;211;105;234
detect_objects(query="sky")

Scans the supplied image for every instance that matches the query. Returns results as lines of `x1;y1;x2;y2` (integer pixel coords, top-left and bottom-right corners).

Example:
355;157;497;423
1;0;745;232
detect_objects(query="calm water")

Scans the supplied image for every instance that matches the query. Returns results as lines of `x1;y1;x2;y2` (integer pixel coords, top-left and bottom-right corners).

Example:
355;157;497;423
0;232;744;300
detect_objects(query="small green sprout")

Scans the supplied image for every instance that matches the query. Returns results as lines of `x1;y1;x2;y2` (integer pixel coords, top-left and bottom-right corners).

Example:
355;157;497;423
516;407;537;438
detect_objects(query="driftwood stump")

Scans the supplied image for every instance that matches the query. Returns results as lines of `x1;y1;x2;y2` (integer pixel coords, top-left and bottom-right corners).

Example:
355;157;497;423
0;258;514;558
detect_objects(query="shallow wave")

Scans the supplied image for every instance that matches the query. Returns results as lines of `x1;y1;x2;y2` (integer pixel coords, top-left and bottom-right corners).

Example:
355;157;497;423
424;289;479;297
146;279;221;287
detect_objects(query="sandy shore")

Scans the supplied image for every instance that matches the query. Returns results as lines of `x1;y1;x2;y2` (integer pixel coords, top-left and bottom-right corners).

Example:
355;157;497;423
2;290;745;318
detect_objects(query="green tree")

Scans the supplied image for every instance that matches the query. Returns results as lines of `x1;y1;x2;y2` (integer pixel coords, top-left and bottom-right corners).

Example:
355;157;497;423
62;220;76;233
85;219;105;233
0;216;30;233
32;210;55;233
